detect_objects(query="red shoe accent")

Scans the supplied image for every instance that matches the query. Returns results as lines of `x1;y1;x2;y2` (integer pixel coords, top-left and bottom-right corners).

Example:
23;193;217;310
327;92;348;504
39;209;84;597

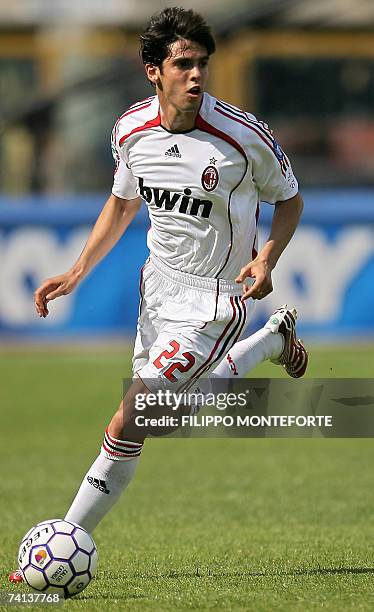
9;570;24;583
270;306;309;378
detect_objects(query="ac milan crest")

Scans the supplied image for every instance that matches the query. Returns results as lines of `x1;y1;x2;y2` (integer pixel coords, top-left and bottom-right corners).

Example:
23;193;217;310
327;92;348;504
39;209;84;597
201;165;219;192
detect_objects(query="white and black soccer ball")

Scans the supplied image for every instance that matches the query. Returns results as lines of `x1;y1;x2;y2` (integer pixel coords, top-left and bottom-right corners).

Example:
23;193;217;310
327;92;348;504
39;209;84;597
18;519;98;598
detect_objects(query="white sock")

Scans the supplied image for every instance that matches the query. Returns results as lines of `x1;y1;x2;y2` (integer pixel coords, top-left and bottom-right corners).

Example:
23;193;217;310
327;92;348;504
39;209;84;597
64;429;142;533
211;328;284;379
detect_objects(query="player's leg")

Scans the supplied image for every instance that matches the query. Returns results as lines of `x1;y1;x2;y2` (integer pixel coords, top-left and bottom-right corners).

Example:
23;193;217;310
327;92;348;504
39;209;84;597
64;260;161;533
210;305;308;379
64;304;231;536
9;378;152;583
64;300;238;536
64;378;150;533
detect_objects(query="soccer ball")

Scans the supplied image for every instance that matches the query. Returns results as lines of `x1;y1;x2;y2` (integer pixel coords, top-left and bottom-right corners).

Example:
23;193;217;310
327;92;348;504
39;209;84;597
18;519;98;598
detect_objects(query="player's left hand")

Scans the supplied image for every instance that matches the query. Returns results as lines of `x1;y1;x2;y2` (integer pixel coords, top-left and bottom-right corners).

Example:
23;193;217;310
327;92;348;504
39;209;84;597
235;257;273;301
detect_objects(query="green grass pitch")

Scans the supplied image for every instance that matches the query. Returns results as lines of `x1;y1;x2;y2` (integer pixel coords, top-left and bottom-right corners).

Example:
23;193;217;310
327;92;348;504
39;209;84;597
1;344;374;611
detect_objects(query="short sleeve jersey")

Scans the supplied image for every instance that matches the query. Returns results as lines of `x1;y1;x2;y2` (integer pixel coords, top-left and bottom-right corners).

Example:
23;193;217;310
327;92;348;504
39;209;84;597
111;93;298;281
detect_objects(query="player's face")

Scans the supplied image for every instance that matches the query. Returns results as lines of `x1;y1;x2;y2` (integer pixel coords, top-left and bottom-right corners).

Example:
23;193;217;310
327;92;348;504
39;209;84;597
149;39;209;113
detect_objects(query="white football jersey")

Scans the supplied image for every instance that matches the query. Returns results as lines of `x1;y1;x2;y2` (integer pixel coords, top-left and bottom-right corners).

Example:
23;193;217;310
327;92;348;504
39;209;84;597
111;93;298;280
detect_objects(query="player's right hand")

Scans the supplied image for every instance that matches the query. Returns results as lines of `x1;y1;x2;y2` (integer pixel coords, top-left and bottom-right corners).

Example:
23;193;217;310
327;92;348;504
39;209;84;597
235;257;273;301
34;272;80;318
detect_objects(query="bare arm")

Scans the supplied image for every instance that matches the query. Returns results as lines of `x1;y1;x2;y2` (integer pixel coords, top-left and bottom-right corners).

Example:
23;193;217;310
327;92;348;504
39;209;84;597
34;194;141;317
236;192;304;300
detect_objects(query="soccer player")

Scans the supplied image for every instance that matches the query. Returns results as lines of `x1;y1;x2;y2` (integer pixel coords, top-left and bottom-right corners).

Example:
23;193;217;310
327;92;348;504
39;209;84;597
10;6;307;582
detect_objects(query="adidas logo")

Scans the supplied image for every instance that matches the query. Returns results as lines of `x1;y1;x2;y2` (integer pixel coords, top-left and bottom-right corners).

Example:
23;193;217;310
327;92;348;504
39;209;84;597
87;476;110;495
165;144;181;158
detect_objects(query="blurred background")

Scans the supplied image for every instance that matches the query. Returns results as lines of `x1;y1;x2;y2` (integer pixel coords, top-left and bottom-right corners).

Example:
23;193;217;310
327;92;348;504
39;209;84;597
2;6;374;604
0;0;373;345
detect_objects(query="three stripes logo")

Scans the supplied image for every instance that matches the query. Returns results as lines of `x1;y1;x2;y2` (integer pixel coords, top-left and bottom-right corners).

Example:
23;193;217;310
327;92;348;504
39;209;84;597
165;144;181;158
87;476;110;495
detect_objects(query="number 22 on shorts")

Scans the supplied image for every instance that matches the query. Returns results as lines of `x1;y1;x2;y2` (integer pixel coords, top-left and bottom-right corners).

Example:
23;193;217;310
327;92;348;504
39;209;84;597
153;340;196;382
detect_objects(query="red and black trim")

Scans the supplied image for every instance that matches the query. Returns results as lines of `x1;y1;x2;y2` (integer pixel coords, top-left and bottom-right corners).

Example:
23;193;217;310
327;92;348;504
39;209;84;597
181;295;247;392
195;114;246;158
216;100;274;140
111;96;156;174
137;257;150;319
210;296;247;369
213;279;219;321
214;99;290;178
116;96;155;124
230;297;247;349
195;114;248;278
102;429;143;460
251;200;260;260
119;112;161;146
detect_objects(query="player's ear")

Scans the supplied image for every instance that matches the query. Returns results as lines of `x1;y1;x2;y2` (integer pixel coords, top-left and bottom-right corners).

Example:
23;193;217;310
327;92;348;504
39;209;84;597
145;64;160;86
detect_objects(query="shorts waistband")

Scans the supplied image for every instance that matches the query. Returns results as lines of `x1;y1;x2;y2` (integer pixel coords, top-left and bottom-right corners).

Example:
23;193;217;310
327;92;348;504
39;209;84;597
149;255;245;295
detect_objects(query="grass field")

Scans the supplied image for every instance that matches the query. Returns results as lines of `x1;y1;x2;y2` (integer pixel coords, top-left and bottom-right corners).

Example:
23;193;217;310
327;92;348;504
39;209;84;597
1;344;374;611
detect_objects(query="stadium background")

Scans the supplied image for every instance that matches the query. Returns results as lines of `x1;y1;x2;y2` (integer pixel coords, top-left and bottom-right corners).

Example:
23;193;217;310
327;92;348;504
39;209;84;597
1;1;374;610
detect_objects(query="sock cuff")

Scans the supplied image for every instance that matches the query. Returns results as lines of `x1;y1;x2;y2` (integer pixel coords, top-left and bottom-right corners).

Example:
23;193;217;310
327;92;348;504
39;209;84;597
101;428;143;462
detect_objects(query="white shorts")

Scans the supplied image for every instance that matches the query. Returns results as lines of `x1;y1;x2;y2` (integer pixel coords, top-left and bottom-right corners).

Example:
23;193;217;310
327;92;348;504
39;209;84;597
133;256;254;392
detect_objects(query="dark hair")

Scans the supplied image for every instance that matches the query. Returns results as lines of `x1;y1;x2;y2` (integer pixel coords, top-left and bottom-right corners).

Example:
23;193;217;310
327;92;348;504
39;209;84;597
140;6;215;66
